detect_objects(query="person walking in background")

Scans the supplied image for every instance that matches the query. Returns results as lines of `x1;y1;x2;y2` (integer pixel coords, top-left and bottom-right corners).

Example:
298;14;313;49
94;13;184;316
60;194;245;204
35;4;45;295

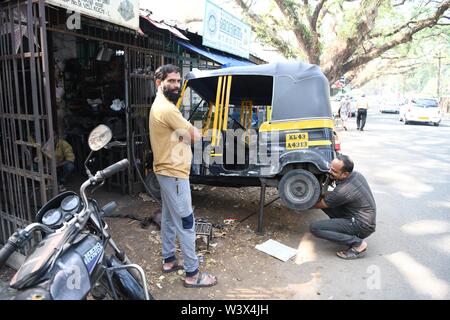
339;96;351;131
356;93;369;131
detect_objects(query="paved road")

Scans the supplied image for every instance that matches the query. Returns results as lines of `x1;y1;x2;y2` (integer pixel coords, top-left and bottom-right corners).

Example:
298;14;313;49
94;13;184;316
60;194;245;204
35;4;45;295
306;112;450;299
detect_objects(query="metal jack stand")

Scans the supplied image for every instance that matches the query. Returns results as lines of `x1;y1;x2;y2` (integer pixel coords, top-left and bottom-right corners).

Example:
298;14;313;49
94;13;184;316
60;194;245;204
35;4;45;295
240;179;280;235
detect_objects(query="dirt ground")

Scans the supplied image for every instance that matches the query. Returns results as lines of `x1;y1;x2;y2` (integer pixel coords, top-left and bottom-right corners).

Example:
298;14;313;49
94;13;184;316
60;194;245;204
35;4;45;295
1;129;358;301
0;175;348;300
96;183;335;300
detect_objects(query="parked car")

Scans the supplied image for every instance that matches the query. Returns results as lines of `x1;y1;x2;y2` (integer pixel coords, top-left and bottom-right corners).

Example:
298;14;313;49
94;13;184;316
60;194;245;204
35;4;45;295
380;99;405;114
399;97;441;126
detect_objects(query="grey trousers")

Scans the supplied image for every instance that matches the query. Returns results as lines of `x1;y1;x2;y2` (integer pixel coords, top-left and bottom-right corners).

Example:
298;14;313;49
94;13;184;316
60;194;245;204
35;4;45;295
309;207;373;248
156;174;199;277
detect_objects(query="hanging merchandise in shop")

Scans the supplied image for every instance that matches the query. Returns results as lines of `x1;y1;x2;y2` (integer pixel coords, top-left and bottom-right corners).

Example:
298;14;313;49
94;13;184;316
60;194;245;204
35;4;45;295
45;0;139;30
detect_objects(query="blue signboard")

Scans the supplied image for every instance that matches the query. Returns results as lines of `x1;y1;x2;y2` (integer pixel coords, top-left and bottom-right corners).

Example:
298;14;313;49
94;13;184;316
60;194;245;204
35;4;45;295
203;0;251;59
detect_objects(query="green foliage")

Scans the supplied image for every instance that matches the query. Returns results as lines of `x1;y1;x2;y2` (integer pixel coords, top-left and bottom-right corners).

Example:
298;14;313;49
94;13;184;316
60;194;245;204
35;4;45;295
235;0;449;83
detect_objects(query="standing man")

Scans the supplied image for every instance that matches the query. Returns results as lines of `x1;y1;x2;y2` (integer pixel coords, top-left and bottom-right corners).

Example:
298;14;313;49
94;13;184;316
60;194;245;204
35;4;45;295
149;64;217;288
310;155;376;259
356;93;369;131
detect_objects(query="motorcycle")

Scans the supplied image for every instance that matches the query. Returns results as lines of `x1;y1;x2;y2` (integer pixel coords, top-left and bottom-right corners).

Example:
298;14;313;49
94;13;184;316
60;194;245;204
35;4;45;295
0;125;152;300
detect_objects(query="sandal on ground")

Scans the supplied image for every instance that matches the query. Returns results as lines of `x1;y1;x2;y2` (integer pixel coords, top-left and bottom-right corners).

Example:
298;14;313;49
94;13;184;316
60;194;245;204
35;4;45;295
336;247;367;260
183;272;218;288
162;259;184;273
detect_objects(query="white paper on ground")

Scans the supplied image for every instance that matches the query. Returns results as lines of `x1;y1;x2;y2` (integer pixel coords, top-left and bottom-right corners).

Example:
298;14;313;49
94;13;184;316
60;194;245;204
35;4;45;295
255;239;297;262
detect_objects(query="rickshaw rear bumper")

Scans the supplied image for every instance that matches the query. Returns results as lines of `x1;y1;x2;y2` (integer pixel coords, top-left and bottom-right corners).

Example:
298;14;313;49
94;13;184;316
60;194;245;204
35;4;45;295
276;149;331;175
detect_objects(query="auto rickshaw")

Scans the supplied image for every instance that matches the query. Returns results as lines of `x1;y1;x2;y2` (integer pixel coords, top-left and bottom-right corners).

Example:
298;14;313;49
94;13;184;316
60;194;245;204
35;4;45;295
147;61;338;211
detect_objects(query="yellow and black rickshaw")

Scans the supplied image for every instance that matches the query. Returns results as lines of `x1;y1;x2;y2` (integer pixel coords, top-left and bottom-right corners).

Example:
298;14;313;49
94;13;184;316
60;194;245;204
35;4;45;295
147;61;338;211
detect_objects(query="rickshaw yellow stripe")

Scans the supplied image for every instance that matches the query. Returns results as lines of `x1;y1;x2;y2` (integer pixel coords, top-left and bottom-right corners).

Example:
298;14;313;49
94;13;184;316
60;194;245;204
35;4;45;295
202;102;214;136
217;77;228;145
176;81;188;109
212;77;223;146
259;119;334;132
222;76;232;131
267;106;272;121
308;140;332;146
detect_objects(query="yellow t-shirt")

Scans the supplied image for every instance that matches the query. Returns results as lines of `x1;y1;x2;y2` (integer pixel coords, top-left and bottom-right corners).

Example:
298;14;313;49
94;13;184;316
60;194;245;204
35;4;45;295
357;97;369;110
55;139;75;163
42;138;75;163
149;92;194;179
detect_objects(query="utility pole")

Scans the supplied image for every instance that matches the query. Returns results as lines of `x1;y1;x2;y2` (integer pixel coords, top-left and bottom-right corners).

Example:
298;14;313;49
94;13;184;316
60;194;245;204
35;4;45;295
436;51;443;98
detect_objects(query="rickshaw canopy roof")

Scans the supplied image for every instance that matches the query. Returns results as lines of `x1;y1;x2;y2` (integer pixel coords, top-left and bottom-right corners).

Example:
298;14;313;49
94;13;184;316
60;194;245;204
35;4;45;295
185;61;332;121
186;61;323;81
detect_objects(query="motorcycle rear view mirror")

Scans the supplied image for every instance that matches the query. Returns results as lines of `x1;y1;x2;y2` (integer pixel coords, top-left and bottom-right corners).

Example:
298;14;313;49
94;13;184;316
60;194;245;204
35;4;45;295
88;125;113;151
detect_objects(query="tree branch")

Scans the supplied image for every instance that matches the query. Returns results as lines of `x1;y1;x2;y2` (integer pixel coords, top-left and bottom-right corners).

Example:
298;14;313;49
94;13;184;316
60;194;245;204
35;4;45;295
273;0;319;63
311;0;327;31
343;0;450;74
322;0;383;82
370;20;417;39
347;59;421;88
233;0;298;58
393;0;407;7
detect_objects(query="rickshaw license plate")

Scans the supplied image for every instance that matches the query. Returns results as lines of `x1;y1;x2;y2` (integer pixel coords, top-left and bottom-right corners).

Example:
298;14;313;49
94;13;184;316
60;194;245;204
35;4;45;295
286;133;309;150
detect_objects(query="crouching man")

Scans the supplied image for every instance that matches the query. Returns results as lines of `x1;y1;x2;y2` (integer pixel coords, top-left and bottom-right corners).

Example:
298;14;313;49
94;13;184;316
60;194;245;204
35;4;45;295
310;154;376;259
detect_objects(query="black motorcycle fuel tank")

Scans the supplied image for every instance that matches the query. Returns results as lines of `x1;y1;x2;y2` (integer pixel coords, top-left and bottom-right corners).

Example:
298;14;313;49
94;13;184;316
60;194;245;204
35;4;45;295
48;233;104;300
10;233;103;300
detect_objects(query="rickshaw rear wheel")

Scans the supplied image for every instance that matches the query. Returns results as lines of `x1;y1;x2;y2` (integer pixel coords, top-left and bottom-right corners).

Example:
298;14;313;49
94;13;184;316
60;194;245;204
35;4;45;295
144;171;161;200
278;169;321;211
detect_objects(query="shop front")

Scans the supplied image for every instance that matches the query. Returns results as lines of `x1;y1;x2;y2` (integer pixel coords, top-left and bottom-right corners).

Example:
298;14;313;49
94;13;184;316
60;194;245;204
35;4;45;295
0;0;165;245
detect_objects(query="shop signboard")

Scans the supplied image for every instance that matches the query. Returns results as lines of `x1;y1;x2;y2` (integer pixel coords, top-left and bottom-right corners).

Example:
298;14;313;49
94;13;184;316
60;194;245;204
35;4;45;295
46;0;139;31
202;0;251;59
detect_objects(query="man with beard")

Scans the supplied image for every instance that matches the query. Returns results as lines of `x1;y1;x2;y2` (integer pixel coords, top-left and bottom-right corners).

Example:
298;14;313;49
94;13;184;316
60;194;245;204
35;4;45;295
149;64;217;288
310;154;376;259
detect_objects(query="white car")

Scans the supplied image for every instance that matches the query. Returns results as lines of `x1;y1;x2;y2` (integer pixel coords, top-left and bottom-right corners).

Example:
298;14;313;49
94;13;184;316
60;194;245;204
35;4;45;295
399;98;441;126
380;99;405;114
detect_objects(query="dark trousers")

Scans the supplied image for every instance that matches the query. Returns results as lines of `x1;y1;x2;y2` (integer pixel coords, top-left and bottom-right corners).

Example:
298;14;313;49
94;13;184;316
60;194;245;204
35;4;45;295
310;207;373;248
356;109;367;129
57;161;75;184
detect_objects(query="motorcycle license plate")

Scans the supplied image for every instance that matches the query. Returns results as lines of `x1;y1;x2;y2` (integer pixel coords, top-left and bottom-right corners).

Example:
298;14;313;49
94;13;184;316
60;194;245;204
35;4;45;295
286;132;308;150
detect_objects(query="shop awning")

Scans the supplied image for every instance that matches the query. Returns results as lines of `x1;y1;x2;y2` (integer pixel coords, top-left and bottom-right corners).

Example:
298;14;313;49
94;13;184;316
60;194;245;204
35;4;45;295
177;40;254;68
140;16;190;41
